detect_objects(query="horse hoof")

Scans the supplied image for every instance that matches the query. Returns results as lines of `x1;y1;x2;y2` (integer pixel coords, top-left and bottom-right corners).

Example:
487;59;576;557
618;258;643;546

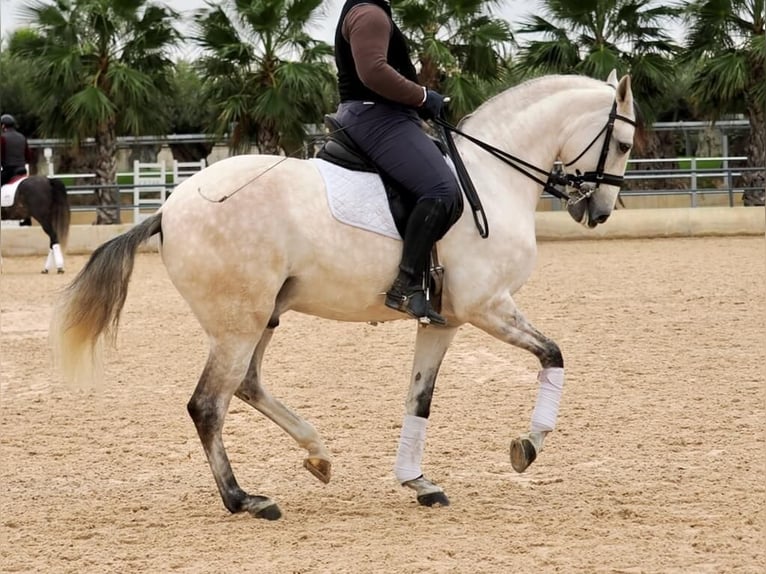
252;503;282;521
41;269;49;274
510;436;537;473
57;268;65;274
403;476;449;507
303;457;332;484
417;491;450;507
243;496;282;520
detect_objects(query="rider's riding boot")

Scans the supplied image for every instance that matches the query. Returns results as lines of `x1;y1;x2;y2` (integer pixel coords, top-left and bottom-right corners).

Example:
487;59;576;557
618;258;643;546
385;198;450;325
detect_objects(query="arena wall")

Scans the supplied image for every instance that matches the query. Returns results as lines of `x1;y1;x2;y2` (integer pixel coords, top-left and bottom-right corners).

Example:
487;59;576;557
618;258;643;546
535;206;765;241
1;206;764;256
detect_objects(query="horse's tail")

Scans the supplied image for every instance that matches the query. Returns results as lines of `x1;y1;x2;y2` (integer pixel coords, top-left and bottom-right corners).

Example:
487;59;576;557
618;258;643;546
48;177;71;249
51;212;163;387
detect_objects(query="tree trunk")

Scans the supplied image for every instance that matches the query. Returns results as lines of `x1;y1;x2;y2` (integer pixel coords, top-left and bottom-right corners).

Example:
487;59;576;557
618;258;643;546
55;146;100;210
417;54;441;89
93;120;120;224
742;98;765;206
258;123;281;156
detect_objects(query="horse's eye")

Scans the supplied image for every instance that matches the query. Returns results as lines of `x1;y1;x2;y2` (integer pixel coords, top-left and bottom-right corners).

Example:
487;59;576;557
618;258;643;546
618;142;632;154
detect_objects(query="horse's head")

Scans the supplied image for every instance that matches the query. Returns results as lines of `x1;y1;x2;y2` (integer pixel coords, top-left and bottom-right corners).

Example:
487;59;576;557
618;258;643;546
560;71;638;228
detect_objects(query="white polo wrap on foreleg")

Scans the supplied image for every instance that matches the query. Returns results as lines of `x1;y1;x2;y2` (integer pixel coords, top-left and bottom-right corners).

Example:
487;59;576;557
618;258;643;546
531;367;564;432
394;414;428;483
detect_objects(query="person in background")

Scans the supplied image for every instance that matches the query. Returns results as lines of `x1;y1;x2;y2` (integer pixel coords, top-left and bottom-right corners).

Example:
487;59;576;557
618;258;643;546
1;114;32;186
333;0;462;326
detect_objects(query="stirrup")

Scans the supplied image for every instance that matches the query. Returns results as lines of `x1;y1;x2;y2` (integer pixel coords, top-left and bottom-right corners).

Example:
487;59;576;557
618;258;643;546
384;289;447;326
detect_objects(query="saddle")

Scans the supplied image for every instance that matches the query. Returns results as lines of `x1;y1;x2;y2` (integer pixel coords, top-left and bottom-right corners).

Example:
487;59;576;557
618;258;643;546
316;114;446;312
0;173;28;208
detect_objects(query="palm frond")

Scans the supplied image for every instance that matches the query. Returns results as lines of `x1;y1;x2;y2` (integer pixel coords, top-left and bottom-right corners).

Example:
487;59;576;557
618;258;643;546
64;85;116;133
688;50;749;116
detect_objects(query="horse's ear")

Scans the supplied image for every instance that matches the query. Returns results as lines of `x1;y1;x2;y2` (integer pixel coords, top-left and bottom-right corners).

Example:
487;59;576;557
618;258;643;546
616;75;633;107
606;69;618;88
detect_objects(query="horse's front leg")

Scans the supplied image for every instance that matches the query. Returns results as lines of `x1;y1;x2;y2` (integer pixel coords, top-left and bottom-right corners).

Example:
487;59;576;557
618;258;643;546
396;324;458;507
470;294;564;474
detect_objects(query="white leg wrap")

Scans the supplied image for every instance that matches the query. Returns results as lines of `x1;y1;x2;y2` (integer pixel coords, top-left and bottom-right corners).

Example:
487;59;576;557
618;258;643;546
394;415;428;483
44;249;55;272
52;243;64;269
531;367;564;433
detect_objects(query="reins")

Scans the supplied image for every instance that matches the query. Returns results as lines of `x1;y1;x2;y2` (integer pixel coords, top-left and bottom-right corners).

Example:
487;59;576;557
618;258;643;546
200;98;636;242
432;99;637;236
433;116;571;202
435;118;490;238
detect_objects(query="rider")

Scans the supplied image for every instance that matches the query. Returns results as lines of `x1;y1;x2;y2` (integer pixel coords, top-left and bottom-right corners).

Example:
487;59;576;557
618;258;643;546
0;114;32;187
333;0;462;325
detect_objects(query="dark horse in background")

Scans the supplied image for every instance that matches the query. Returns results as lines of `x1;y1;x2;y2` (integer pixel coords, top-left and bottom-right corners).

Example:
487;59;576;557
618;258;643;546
1;174;70;273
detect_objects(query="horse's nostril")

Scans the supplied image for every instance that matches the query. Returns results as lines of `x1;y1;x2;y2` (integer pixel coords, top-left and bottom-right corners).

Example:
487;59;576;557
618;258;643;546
594;213;609;224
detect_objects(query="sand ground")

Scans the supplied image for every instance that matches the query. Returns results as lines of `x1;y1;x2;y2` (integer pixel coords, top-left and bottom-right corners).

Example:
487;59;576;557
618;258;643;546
1;236;764;573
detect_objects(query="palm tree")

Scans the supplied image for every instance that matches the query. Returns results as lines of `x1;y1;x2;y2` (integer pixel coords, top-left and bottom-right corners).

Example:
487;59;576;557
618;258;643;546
0;30;45;140
513;0;681;123
394;0;515;120
0;33;40;145
193;0;336;156
16;0;180;223
163;61;216;162
680;0;765;205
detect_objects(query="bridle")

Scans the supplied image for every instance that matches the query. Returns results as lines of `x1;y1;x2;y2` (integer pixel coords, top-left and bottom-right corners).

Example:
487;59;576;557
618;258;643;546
433;98;637;236
435;100;636;204
557;100;637;202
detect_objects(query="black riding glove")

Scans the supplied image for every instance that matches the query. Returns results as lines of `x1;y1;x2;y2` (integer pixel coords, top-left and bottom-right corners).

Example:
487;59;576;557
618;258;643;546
419;89;447;120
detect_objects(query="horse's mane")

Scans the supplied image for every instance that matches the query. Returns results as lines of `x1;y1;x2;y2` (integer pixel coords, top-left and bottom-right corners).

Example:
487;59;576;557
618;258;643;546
460;74;647;151
461;75;609;128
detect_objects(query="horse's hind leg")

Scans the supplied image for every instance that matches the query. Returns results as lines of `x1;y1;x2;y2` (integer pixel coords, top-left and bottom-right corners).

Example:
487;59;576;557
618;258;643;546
470;294;564;474
396;325;458;507
37;218;64;274
187;332;282;520
41;247;63;274
235;325;332;483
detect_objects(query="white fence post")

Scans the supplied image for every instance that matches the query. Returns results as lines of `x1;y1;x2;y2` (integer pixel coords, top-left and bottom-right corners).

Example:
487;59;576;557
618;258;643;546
172;159;207;185
133;160;167;223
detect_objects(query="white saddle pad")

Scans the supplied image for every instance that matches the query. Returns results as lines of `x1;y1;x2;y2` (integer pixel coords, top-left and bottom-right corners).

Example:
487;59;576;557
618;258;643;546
1;176;26;208
309;158;401;240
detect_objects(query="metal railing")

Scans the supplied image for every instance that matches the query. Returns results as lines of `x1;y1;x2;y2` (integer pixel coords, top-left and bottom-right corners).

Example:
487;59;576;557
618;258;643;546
620;156;758;207
26;155;766;218
541;156;763;208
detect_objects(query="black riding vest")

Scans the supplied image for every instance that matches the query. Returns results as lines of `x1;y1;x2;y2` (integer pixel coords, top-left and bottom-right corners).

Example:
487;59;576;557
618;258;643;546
2;129;27;168
335;0;419;104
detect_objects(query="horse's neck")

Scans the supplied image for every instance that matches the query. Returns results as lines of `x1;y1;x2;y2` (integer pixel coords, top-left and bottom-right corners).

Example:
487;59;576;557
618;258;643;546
455;92;566;211
456;80;609;210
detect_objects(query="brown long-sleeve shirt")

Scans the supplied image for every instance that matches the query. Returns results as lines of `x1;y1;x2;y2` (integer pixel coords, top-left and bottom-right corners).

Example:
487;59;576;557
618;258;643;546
342;4;425;107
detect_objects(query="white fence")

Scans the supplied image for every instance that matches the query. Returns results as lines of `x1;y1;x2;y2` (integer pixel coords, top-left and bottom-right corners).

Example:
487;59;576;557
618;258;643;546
133;159;206;222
